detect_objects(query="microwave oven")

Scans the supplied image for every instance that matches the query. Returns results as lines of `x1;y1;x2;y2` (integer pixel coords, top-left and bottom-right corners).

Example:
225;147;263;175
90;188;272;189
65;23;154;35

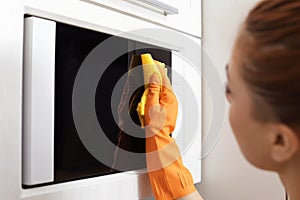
22;16;172;188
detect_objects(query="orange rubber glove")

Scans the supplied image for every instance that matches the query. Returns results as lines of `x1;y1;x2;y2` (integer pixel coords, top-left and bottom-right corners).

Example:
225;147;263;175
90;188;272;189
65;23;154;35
144;62;197;200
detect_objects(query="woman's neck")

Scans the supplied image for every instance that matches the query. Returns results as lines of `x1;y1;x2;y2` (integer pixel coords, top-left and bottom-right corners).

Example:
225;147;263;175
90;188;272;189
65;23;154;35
279;163;300;200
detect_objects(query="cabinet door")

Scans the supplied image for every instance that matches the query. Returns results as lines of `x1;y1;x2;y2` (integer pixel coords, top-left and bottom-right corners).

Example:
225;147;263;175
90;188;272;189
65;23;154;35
160;0;202;37
82;0;202;37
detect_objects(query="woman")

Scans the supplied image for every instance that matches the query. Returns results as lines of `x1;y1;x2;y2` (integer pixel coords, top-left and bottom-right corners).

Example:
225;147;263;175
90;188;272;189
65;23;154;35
145;0;300;199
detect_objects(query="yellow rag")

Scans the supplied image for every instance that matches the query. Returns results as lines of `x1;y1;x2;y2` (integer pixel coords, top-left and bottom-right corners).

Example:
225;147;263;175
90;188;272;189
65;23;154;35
136;53;164;128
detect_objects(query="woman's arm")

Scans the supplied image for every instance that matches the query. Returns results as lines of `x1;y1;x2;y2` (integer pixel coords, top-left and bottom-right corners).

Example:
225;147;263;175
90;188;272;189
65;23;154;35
176;191;203;200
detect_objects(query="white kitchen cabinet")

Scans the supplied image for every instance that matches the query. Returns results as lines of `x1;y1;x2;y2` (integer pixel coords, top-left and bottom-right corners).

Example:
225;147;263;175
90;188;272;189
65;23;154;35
0;0;203;199
78;0;202;38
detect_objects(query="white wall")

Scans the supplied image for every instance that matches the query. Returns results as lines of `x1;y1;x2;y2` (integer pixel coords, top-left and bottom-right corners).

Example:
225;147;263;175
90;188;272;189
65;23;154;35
197;0;286;199
0;1;23;200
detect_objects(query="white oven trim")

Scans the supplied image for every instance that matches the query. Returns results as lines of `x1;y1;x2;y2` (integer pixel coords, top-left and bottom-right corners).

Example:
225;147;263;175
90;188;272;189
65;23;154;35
21;170;152;199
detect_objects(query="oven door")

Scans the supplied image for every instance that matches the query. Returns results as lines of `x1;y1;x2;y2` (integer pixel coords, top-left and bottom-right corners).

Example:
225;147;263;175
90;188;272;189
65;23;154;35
22;16;172;187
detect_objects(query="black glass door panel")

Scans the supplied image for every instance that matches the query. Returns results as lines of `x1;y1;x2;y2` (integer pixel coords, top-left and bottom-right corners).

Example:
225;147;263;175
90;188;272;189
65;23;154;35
54;22;171;184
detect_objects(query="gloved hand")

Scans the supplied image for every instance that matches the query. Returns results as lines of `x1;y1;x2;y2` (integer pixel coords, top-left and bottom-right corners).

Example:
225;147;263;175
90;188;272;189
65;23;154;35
144;61;197;200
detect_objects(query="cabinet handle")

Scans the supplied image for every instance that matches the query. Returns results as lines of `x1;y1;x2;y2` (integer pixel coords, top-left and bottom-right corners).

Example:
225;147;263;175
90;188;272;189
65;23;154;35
130;0;179;15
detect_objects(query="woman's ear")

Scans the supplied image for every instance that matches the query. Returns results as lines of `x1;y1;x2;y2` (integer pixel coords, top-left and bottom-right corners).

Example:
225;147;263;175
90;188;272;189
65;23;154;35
270;124;299;163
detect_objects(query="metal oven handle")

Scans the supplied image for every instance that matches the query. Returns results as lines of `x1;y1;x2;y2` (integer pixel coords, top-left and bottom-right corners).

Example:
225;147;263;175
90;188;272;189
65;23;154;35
128;0;179;15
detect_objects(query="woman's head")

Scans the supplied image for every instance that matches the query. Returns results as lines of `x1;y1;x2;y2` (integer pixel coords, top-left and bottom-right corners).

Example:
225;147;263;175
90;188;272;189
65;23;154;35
227;0;300;171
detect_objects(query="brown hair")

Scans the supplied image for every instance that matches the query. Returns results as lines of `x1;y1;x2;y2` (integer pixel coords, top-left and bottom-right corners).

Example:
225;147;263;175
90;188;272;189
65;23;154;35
236;0;300;128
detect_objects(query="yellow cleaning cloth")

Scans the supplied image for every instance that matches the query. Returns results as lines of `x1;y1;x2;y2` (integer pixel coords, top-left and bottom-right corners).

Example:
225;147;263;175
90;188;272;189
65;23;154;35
136;54;164;128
